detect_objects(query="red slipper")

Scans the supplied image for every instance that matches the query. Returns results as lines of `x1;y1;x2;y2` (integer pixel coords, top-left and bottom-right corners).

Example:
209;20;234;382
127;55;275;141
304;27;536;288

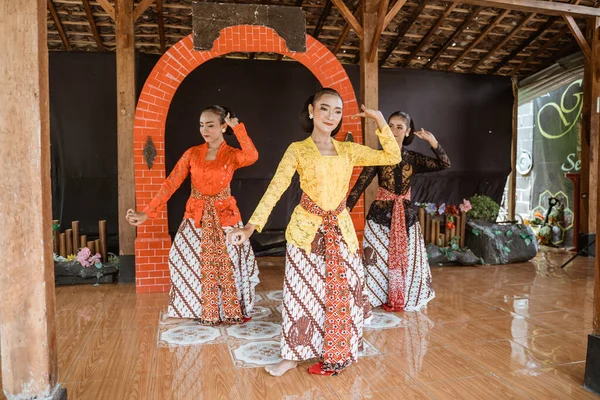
242;316;252;324
382;304;404;312
308;362;335;376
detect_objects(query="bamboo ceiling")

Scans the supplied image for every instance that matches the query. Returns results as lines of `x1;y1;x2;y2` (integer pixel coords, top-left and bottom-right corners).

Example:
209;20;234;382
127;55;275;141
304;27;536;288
47;0;596;77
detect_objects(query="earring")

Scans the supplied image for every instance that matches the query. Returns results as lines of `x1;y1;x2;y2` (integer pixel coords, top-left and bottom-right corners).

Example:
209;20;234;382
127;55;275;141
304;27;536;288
309;114;314;120
222;128;226;133
405;133;409;137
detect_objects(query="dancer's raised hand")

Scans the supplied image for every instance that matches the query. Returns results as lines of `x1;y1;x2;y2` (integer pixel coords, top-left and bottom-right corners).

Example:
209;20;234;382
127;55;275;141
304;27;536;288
224;112;239;128
352;105;387;131
414;128;439;149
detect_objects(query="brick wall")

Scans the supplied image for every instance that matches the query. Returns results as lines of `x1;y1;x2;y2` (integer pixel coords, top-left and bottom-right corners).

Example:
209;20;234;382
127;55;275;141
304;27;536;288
133;26;363;293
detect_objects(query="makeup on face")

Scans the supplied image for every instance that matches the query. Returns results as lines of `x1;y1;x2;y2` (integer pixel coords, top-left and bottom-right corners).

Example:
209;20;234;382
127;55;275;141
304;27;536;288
311;94;343;133
199;111;225;143
388;116;410;138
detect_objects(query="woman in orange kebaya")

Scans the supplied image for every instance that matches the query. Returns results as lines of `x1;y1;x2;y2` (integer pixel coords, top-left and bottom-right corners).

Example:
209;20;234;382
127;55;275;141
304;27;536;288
126;105;259;326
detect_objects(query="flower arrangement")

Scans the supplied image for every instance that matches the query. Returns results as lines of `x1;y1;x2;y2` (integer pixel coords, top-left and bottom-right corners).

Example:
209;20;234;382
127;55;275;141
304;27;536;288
446;205;459;217
76;247;102;268
418;199;473;219
459;199;472;213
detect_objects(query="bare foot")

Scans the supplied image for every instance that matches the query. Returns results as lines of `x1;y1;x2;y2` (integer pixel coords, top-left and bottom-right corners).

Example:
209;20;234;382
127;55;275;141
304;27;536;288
265;360;298;376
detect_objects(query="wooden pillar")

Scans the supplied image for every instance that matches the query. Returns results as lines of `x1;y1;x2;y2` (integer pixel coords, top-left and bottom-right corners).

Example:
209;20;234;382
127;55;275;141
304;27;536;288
0;0;65;398
360;0;380;210
584;19;600;396
581;20;594;236
508;77;518;220
565;173;581;251
590;17;600;336
116;0;136;257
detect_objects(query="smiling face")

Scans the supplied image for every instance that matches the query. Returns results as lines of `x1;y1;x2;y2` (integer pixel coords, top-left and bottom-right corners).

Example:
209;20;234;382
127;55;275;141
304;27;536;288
308;93;343;135
199;111;225;144
388;115;411;140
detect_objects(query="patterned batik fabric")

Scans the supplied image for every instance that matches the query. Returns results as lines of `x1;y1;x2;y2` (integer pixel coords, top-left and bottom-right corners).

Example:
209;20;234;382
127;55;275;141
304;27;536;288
167;219;259;322
362;218;434;312
375;187;411;312
281;222;370;375
193;187;243;324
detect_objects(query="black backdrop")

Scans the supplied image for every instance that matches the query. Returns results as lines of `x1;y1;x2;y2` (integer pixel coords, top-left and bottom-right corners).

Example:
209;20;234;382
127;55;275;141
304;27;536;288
49;52;513;248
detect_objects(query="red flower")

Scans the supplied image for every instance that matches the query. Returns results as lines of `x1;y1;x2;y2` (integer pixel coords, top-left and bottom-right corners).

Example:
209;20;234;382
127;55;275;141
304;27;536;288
446;221;456;230
446;205;459;216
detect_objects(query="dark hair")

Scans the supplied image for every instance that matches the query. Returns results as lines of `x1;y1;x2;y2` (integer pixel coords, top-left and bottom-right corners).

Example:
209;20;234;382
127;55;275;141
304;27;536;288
388;111;415;146
200;105;235;135
300;88;343;137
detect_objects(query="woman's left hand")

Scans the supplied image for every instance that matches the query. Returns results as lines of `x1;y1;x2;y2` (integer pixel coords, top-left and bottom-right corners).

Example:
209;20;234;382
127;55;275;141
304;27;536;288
415;128;438;148
225;113;239;128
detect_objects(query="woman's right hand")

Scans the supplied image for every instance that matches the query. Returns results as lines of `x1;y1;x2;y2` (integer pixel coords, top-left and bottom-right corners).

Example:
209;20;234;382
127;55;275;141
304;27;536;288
126;209;148;226
353;105;387;131
227;224;256;245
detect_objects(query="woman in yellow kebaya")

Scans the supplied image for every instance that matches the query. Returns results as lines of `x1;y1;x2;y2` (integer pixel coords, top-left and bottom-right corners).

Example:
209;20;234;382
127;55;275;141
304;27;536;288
228;88;400;376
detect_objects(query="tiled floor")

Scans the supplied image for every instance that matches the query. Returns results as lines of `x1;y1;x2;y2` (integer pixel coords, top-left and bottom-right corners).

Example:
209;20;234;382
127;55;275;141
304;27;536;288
2;249;598;399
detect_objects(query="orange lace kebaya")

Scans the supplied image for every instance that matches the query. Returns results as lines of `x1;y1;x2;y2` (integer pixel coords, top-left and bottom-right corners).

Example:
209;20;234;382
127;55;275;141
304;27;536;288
143;124;258;227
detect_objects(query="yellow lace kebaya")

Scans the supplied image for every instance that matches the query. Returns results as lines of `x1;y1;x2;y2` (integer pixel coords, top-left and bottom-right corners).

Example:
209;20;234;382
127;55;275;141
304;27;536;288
248;125;401;254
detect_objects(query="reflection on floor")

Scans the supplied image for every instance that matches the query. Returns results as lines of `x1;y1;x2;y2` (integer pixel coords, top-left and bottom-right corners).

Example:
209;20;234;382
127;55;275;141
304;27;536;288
2;249;598;399
157;290;403;368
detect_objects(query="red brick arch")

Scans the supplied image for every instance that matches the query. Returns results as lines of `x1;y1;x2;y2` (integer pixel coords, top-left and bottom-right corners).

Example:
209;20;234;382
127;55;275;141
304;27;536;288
133;25;364;293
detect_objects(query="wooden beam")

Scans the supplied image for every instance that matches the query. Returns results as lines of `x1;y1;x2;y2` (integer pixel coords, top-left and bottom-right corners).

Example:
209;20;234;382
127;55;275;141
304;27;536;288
589;17;600;265
96;0;116;21
379;0;427;66
382;0;407;31
134;0;154;22
591;17;600;335
368;0;390;62
508;77;518;220
490;17;557;74
334;2;361;55
469;13;536;72
361;0;379;210
47;0;71;51
511;24;570;75
82;0;105;51
425;6;483;68
313;0;333;39
438;0;600;18
563;14;591;60
334;25;352;54
331;0;364;39
448;9;510;71
157;0;165;53
404;2;456;66
581;20;595;237
0;0;63;397
116;0;136;257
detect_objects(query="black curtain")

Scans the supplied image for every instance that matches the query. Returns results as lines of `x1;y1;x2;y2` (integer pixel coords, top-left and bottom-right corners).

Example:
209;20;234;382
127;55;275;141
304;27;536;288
49;52;513;252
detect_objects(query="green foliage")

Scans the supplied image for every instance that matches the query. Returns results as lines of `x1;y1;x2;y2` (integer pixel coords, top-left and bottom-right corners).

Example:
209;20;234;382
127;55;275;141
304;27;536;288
108;252;120;269
467;195;500;222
